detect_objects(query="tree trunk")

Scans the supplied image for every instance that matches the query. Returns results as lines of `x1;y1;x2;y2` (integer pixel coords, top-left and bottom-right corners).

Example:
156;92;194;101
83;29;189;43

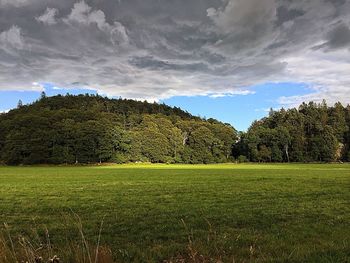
182;132;188;146
285;144;290;163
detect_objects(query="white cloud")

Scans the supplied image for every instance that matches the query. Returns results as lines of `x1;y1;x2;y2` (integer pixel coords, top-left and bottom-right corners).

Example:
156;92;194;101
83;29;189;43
36;8;58;25
0;0;29;7
254;107;281;112
66;1;99;27
31;82;45;91
209;90;255;98
110;21;129;46
0;25;24;50
64;1;129;45
277;48;350;107
0;0;350;103
207;0;276;35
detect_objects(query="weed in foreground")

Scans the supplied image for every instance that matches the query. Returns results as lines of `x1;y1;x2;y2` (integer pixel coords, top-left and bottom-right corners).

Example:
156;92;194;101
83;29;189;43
0;214;114;263
1;217;238;263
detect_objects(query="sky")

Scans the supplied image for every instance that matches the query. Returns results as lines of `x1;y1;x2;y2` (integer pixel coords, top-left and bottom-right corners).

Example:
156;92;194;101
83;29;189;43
0;0;350;130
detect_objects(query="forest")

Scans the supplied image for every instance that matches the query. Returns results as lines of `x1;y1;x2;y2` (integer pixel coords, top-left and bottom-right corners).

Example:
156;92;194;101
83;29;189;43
0;93;237;164
234;101;350;162
0;94;350;164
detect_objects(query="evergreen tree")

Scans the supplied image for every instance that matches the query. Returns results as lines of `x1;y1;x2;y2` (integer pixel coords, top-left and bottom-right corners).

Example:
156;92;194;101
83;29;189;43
17;100;23;108
238;101;347;163
1;94;349;165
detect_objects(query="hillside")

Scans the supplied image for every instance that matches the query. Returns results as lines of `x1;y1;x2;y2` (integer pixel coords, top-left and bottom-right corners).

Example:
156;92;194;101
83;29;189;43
0;94;237;164
2;95;350;165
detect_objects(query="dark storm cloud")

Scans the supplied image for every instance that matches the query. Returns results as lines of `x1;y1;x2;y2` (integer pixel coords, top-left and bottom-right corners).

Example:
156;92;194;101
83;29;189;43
324;22;350;49
0;0;350;102
129;56;209;72
275;6;305;25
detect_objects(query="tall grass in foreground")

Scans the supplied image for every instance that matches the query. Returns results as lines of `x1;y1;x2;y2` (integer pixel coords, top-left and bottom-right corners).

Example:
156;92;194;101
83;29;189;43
0;217;232;263
0;213;114;263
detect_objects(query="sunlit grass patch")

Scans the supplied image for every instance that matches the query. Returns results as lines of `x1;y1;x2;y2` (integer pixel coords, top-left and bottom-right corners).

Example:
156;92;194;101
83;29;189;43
0;164;349;262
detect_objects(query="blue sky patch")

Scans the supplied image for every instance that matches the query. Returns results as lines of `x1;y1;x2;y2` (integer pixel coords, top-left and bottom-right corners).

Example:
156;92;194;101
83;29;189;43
1;82;313;131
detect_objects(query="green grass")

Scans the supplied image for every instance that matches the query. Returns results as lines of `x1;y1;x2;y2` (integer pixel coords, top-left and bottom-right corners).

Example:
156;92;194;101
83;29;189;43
0;164;349;262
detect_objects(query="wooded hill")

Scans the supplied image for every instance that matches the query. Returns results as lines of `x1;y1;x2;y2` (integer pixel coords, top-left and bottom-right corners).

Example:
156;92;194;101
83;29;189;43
0;94;237;164
1;95;350;165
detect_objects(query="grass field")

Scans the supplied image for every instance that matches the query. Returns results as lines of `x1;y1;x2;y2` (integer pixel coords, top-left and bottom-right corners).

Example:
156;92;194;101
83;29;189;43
0;164;349;262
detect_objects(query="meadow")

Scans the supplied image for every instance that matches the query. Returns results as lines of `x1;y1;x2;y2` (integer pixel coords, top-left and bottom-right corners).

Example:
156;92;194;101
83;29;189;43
0;164;349;262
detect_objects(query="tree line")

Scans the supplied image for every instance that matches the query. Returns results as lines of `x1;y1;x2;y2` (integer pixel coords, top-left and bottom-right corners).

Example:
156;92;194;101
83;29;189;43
234;101;350;162
0;94;237;164
1;95;350;165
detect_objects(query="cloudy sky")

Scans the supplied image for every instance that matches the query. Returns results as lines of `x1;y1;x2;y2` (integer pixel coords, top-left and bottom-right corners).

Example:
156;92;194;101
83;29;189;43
1;0;350;129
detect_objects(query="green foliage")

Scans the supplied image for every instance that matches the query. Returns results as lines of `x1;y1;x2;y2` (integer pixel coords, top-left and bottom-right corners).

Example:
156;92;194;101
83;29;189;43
2;95;349;164
237;155;248;163
235;101;350;162
0;94;237;164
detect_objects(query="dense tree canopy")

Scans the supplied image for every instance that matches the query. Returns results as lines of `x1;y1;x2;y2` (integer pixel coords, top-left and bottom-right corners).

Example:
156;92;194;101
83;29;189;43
1;96;350;165
0;94;237;165
233;101;350;163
